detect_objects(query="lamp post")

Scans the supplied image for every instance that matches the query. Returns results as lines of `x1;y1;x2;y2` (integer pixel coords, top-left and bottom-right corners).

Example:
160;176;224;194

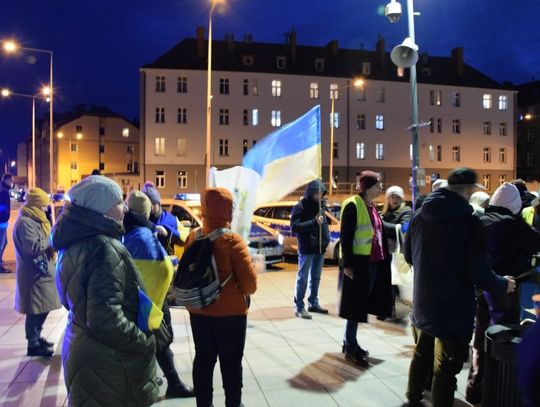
1;88;50;188
2;40;54;193
329;79;364;196
385;0;421;208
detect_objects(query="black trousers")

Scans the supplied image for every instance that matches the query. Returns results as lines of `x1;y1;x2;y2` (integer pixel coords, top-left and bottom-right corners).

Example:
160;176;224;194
25;312;48;347
190;314;247;407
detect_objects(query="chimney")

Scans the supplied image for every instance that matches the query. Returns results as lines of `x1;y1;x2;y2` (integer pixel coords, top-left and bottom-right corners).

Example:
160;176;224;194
287;30;297;64
375;35;385;68
225;33;235;51
196;26;205;59
451;47;464;76
326;40;339;56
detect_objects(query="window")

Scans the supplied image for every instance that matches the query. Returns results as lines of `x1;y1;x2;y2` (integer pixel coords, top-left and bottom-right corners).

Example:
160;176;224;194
155;75;165;92
356;88;366;102
452;92;461;107
483;121;492;135
527;130;535;142
154;137;165;156
242;139;249;155
452;146;461;162
499;147;507;163
375;143;384;160
242;55;254;66
375;114;384;130
483;94;492;109
70;161;78;170
315;58;325;72
483;147;491;163
240;109;248;126
177;171;187;189
452;119;461;134
127;162;133;172
252;79;258;96
122;128;129;138
177;138;187;157
429;145;435;161
243;79;249;95
527;152;534;167
333;142;339;159
430;90;442;106
219;78;230;95
99;144;105;153
498;175;506;186
177;76;187;93
498;95;508;110
310;82;319;99
410;144;413;161
127;145;134;154
482;174;491;190
356;142;365;160
437;118;443;133
330;84;339;100
177;108;187;124
376;87;385;103
499;122;507;136
271;80;282;97
155;171;165;188
330;112;339;129
252;109;259;126
437;145;442;161
276;56;286;69
271;110;282;127
155;107;165;123
219;109;230;125
75;125;83;133
429;118;435;133
219;139;229;156
70;143;78;152
99;127;105;136
362;62;371;75
356;114;366;130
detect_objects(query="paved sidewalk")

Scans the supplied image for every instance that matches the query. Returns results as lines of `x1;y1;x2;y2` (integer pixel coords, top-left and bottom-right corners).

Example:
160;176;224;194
0;266;473;407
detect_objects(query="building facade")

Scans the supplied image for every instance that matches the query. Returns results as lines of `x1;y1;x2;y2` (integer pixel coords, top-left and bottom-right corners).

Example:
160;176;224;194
140;29;516;198
516;81;540;182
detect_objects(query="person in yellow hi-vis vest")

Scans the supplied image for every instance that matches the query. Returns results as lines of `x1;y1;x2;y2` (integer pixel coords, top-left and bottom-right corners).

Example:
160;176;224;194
338;171;392;368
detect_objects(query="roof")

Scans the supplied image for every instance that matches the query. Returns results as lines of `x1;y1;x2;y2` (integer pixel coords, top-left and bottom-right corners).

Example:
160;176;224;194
142;36;506;90
38;104;139;130
516;80;540;107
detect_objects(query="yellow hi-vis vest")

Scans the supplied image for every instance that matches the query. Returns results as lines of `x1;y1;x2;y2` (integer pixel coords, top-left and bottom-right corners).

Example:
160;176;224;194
523;206;535;226
340;195;374;256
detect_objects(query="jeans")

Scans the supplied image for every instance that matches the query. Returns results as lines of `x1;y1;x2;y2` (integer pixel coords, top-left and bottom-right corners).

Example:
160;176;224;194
190;314;247;407
25;312;49;347
344;262;380;347
0;225;7;266
294;253;324;312
407;325;469;407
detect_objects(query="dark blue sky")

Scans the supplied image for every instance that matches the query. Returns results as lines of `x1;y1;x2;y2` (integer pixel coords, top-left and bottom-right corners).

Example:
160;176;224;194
1;0;539;170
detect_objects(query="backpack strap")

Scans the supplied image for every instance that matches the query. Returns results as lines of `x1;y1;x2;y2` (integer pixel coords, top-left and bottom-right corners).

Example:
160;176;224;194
206;227;230;241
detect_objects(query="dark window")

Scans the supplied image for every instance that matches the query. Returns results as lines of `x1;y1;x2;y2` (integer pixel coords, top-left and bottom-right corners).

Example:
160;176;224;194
99;127;105;136
99;144;105;153
99;162;105;171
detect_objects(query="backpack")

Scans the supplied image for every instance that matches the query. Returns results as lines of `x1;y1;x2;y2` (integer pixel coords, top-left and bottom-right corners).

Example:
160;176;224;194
172;227;232;308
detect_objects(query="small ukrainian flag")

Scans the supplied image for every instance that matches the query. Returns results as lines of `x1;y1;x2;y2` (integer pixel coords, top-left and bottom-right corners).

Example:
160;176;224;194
136;287;164;333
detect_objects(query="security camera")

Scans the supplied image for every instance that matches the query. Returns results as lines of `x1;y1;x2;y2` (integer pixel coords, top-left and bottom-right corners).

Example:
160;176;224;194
385;1;402;23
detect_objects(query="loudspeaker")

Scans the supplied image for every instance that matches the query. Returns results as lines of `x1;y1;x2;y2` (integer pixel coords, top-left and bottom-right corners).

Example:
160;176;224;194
390;37;419;68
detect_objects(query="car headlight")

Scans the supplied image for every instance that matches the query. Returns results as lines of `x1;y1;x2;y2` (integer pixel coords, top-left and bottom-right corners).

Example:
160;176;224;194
277;233;284;245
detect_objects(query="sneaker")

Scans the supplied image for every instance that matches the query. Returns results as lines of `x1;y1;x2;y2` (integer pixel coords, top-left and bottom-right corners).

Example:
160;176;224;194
308;305;329;314
39;337;54;348
295;309;312;319
165;381;195;398
27;344;54;357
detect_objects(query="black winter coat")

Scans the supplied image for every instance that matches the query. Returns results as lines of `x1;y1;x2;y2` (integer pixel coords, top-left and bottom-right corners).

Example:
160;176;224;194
382;204;412;253
338;197;393;322
0;181;11;223
404;188;508;342
52;203;159;407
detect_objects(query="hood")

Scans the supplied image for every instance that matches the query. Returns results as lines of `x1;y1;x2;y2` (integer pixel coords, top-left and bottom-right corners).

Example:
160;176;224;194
420;188;473;224
201;187;233;233
304;179;326;199
51;203;124;251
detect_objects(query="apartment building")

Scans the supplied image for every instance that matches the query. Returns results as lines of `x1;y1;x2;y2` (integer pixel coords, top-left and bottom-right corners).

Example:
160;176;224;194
140;28;516;198
516;81;540;181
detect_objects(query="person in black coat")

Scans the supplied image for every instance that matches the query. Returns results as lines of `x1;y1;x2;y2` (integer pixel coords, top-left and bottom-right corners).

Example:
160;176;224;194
403;168;515;407
338;171;392;368
291;179;330;319
0;173;13;273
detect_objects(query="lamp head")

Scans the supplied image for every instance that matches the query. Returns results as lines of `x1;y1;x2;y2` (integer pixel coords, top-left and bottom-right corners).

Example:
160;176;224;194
385;0;402;23
390;37;419;68
1;89;10;97
3;40;18;53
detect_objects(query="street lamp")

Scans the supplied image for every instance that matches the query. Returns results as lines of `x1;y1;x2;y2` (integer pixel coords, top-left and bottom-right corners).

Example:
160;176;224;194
329;78;364;196
1;87;50;188
2;40;54;193
384;0;421;208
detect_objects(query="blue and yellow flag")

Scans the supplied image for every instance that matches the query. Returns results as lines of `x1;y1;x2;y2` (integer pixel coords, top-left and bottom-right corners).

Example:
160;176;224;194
136;287;163;332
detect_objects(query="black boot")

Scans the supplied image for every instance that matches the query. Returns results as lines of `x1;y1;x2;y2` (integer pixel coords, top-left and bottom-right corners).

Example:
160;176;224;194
165;380;195;399
343;344;369;368
27;343;53;357
39;337;54;348
156;347;195;398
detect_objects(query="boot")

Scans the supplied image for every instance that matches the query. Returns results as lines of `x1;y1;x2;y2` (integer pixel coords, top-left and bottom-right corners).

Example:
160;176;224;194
343;343;369;368
27;343;53;357
165;380;194;398
39;337;54;348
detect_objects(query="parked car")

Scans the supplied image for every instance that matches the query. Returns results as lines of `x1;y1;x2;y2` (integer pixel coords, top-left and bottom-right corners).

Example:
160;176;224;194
253;201;341;261
162;198;285;265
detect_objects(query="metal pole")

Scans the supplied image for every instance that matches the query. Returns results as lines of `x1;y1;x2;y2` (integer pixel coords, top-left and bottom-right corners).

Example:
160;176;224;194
407;0;420;209
205;5;214;188
32;96;36;188
49;52;54;193
329;96;335;196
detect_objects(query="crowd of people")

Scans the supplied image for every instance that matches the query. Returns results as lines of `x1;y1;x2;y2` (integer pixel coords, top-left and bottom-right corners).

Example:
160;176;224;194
4;167;540;406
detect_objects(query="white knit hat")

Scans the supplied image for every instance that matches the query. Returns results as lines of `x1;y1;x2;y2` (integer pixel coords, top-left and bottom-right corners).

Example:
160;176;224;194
68;175;123;214
490;183;521;215
432;179;448;191
386;185;404;199
470;191;491;207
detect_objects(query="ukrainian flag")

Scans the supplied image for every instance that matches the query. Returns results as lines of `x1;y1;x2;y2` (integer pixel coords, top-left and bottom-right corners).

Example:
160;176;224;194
136;287;163;332
242;105;321;205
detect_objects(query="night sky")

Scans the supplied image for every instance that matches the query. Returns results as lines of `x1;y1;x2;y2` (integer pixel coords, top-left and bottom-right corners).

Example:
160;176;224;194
1;0;539;171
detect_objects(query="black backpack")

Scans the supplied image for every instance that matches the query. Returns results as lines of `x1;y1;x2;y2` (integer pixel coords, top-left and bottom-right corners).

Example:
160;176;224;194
172;227;232;308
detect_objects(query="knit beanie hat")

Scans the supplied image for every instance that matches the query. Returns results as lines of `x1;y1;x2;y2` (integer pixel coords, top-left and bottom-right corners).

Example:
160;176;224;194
431;179;448;192
358;171;381;193
386;185;404;199
490;183;521;215
25;188;50;208
142;181;161;205
127;190;151;219
68;175;123;215
469;191;490;207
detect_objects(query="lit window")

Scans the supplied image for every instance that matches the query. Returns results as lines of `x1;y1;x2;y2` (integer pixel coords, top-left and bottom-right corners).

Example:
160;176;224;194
376;87;385;103
397;67;405;77
498;175;506;186
356;114;366;130
356;142;365;160
271;110;282;127
271;80;282;97
430;90;442;106
219;139;229;156
429;145;435;161
310;83;319;99
483;94;492;109
375;114;384;130
483;147;491;163
252;79;258;96
219;109;230;125
177;77;187;93
410;144;413;161
499;122;507;136
177;171;187;189
483;121;492;135
155;75;166;92
252;109;259;126
219;78;230;95
155;107;165;123
155;170;165;188
362;62;371;75
177;107;187;124
375;144;384;160
177;138;187;157
122;128;129;138
499;148;507;163
330;113;339;129
498;95;508;110
154;137;165;156
482;174;491;190
276;56;286;69
127;145;134;154
452;146;461;162
452;92;461;107
452;119;461;134
330;84;338;100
